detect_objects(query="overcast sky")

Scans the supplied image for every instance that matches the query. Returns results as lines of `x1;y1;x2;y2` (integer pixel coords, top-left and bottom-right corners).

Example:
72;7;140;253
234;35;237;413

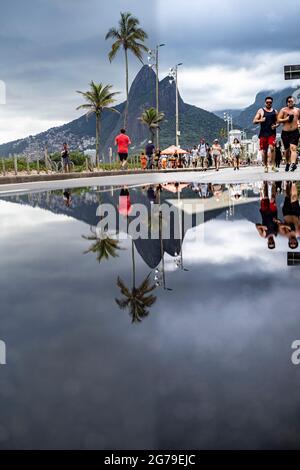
0;0;299;143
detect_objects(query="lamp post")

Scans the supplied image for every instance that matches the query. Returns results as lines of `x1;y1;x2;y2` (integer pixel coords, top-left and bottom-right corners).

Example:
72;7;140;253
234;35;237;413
223;112;233;139
169;63;183;147
148;43;165;148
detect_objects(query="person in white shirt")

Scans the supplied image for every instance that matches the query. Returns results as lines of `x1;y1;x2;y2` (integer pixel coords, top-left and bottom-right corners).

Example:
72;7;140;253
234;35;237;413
191;145;199;168
231;138;242;170
198;138;208;170
211;139;222;171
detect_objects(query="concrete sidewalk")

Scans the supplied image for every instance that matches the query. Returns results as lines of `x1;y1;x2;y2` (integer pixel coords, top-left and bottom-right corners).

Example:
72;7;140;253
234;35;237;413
0;166;299;196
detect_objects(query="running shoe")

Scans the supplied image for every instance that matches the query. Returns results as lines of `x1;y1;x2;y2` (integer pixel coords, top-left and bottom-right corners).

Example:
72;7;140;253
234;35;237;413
271;166;279;172
285;163;290;172
290;163;297;172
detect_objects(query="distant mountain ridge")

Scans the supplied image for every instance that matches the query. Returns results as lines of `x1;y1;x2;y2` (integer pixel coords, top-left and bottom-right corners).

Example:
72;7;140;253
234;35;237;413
0;66;225;158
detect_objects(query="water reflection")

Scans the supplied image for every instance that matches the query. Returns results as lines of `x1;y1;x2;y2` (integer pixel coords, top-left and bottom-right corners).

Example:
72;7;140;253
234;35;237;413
1;180;300;448
82;226;122;263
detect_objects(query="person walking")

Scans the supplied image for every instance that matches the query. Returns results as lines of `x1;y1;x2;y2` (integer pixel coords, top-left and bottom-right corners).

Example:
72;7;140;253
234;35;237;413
231;138;241;170
145;140;155;170
115;128;131;170
61;142;71;173
277;96;300;172
275;140;283;168
211;139;222;171
253;96;279;173
198;139;208;170
191;145;198;168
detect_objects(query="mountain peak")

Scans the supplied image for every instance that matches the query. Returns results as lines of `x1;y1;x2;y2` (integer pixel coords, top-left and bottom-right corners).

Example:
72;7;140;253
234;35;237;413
129;65;156;98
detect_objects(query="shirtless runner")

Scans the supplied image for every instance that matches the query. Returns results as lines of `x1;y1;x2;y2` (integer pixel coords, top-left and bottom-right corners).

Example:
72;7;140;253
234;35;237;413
277;96;300;172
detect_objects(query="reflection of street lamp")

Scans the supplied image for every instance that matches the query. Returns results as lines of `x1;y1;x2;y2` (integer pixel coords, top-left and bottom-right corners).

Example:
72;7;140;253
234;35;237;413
154;189;173;291
148;44;165;148
174;189;188;271
169;63;183;147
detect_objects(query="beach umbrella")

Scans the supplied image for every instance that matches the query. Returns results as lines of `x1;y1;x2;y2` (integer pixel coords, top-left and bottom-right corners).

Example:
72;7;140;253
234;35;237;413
161;145;187;155
162;183;189;193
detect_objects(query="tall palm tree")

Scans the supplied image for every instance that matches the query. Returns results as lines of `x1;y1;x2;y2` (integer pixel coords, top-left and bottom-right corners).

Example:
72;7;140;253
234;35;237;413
115;241;156;323
138;107;165;141
105;12;148;128
82;226;122;263
76;82;120;167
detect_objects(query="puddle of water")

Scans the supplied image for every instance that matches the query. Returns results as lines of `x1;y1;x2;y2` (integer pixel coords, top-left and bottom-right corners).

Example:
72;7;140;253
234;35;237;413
0;180;300;449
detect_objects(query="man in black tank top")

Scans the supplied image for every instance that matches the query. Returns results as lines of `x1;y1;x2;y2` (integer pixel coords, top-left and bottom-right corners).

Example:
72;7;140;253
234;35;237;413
253;96;279;173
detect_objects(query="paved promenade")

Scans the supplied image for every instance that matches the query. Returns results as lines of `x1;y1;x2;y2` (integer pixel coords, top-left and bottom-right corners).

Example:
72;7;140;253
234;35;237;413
0;166;299;196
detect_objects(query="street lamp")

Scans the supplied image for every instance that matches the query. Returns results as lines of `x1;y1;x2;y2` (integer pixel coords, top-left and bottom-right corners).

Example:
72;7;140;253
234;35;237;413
223;112;233;148
168;63;183;147
147;43;165;148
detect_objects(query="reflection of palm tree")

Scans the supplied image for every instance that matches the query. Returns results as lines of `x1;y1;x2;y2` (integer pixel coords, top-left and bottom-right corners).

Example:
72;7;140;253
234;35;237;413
82;226;122;263
115;241;156;323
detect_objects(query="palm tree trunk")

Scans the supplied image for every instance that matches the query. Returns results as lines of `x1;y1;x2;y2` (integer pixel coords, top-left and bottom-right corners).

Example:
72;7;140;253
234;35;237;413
124;48;129;129
150;127;155;142
131;239;136;289
95;113;100;168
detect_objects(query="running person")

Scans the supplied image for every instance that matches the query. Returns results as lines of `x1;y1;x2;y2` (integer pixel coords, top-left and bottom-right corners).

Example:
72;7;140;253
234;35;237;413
211;139;222;171
277;96;300;172
115;128;131;169
253;96;278;173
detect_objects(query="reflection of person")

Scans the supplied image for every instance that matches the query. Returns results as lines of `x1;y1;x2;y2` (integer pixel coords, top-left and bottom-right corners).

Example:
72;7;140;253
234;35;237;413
61;142;70;173
63;189;72;207
118;186;132;216
277;182;300;249
212;184;223;201
115;128;131;170
255;182;278;249
146;185;156;204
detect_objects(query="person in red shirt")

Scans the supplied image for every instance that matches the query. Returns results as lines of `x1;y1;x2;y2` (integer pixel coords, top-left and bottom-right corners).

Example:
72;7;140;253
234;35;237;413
114;128;131;169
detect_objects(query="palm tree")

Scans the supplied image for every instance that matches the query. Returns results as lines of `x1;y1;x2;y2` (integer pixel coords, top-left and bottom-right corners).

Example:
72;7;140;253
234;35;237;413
76;82;120;167
138;107;165;141
82;226;122;263
105;12;148;128
115;241;156;323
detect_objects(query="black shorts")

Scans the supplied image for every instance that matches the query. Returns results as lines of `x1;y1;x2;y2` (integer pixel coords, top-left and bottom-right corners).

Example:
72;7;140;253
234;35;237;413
281;129;300;150
118;152;128;162
283;197;300;217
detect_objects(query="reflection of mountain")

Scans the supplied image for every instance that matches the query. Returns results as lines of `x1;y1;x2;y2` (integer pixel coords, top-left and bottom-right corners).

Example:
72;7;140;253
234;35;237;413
1;186;268;269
